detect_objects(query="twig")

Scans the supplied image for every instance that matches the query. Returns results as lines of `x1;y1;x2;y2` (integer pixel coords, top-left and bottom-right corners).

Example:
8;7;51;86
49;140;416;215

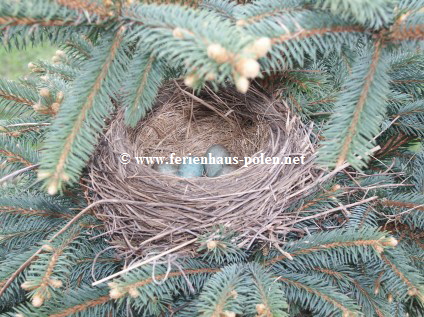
279;196;378;228
269;232;293;260
4;123;51;128
297;145;381;195
173;80;233;124
374;116;400;140
92;238;198;286
0;163;40;185
384;202;424;215
347;183;414;191
343;170;361;188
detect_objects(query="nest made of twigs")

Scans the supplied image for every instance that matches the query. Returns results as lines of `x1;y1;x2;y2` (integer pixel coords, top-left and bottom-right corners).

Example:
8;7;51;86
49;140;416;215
88;81;318;258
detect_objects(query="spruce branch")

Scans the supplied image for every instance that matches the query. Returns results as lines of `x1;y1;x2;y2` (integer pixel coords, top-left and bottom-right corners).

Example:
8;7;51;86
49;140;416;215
0;2;423;315
0;1;110;51
354;280;388;316
318;40;391;169
390;10;424;41
380;192;424;229
0;149;33;167
380;252;424;303
266;239;384;265
110;267;221;294
245;263;288;317
234;0;305;26
334;40;384;166
62;37;94;61
32;60;78;81
10;285;115;317
200;0;237;21
93;237;200;286
54;0;112;18
0;206;64;218
0;248;39;309
381;200;424;211
276;273;359;317
373;270;385;296
0;203;94;229
0;194;92;225
39;26;127;195
270;26;365;45
375;132;415;157
0;164;40;186
0;79;38;107
0;17;75;27
0;199;130;297
123;50;165;127
106;263;221;314
282;196;378;227
297;184;344;212
313;267;388;317
48;295;111;317
392;78;424;84
122;4;265;91
0;134;41;170
1;122;50;128
196;264;245;317
346;204;378;229
265;228;395;266
314;0;394;29
313;267;345;280
0;90;34;106
23;229;82;307
0;0;109;28
141;0;202;7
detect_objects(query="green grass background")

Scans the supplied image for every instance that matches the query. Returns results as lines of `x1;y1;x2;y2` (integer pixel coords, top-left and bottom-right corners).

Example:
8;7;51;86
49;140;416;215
0;45;56;79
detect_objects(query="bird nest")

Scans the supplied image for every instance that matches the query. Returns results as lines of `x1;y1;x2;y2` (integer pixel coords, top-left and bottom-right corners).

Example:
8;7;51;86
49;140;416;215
88;81;319;258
